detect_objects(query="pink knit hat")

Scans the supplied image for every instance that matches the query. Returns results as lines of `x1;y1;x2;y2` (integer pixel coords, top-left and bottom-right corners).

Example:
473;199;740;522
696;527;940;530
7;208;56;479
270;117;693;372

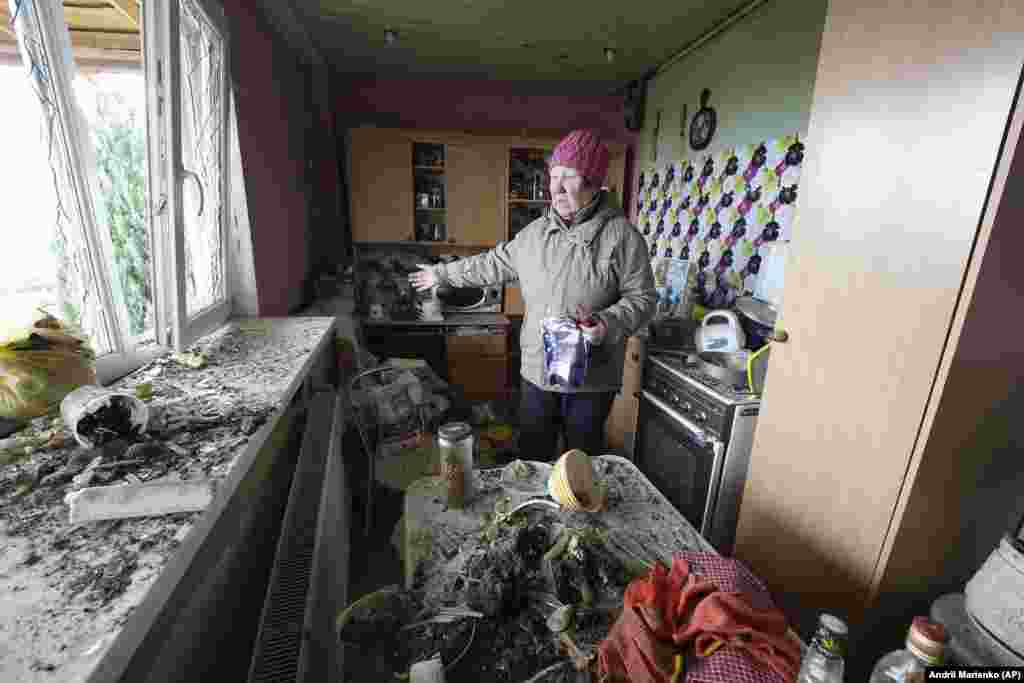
549;129;610;187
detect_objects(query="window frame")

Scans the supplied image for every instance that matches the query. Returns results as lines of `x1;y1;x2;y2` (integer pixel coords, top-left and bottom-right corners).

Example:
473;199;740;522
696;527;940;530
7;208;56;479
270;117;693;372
147;0;233;352
11;0;237;384
10;0;130;356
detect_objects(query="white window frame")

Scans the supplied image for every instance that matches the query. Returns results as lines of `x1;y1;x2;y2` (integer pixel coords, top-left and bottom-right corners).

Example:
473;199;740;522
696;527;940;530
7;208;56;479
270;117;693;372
147;0;232;351
11;0;235;382
10;0;128;355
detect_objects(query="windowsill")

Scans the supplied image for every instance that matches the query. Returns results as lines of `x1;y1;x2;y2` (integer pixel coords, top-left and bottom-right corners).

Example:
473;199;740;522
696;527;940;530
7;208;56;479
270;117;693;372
0;316;336;682
95;344;168;386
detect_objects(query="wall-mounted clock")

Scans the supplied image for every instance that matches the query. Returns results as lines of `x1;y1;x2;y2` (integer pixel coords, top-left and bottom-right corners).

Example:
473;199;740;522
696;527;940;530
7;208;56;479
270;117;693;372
689;88;717;151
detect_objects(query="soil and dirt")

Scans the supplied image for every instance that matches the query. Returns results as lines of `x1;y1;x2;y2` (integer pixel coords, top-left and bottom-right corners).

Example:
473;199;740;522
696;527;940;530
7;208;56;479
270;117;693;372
386;456;715;683
348;499;650;682
0;318;332;682
73;397;140;447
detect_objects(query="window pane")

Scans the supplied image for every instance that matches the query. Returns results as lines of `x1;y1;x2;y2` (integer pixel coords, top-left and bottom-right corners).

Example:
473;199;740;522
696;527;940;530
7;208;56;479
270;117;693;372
179;0;226;317
0;58;113;353
0;63;60;333
74;70;154;339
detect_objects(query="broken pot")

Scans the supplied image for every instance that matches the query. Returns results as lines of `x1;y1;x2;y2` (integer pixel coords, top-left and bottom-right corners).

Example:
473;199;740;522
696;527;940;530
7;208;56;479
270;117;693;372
60;385;149;448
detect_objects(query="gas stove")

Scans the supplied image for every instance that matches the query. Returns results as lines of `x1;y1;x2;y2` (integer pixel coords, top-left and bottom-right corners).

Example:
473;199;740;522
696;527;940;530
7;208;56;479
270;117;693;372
633;352;761;554
647;353;760;406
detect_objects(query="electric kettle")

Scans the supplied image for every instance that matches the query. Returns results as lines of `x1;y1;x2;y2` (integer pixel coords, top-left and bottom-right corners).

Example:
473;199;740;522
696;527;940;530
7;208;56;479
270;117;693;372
694;310;746;353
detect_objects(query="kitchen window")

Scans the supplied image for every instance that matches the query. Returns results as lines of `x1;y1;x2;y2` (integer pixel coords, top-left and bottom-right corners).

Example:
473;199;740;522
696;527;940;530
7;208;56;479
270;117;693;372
7;0;238;383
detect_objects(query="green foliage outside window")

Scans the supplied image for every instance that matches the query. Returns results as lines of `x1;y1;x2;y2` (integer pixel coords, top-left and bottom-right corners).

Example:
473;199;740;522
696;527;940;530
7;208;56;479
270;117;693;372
92;88;152;336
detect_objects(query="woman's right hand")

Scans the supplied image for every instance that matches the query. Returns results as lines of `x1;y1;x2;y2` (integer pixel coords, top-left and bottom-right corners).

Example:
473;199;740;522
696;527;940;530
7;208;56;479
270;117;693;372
408;264;438;292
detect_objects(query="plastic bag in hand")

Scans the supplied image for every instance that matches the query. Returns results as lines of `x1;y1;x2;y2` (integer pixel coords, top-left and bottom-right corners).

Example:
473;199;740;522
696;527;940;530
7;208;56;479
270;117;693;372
542;317;592;388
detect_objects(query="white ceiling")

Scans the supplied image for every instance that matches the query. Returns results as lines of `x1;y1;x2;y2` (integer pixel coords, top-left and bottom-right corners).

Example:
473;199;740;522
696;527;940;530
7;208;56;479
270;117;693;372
277;0;755;94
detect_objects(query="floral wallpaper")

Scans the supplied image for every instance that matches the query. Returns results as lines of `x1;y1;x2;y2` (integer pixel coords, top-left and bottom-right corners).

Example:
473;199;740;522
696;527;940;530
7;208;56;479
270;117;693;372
636;134;804;309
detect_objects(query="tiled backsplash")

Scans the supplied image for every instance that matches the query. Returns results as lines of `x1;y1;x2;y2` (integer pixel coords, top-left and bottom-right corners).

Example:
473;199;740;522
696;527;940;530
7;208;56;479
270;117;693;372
636;134;803;310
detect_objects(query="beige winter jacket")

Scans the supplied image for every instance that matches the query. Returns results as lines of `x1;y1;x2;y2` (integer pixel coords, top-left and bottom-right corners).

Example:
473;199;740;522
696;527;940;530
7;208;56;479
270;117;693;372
432;192;656;393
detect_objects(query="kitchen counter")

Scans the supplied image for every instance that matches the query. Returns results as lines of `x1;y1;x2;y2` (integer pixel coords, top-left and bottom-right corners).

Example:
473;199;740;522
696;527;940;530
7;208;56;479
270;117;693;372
0;317;335;682
360;313;511;328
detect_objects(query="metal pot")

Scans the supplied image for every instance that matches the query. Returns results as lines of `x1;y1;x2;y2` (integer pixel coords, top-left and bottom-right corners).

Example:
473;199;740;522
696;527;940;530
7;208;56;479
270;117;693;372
435;284;486;310
694;351;749;387
734;296;786;350
691;347;771;394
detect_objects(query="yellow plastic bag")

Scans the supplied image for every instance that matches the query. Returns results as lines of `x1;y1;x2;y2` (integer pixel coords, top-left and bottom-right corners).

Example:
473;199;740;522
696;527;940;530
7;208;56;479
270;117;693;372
0;316;97;420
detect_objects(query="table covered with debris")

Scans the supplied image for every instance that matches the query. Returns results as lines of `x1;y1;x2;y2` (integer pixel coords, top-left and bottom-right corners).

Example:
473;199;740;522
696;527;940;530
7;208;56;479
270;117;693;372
0;317;334;682
388;455;714;682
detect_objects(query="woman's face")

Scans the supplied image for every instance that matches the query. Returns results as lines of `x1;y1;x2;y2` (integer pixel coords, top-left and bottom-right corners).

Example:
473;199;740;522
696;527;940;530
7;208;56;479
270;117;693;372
550;165;596;219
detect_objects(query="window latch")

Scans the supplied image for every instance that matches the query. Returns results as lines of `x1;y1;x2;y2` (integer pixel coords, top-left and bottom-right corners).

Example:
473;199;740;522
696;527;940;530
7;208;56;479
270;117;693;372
182;168;205;217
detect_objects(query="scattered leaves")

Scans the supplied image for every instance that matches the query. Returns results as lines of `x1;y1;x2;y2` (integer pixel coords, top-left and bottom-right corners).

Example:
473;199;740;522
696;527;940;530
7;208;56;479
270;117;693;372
173;353;206;369
135;383;154;401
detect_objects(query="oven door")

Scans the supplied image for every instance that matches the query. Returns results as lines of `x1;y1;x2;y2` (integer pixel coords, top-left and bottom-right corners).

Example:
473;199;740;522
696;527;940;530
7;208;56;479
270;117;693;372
633;390;725;539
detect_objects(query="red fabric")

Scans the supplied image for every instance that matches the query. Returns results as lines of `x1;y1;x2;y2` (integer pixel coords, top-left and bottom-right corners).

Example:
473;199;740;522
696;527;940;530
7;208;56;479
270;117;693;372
599;605;678;683
599;554;801;683
549;129;610;187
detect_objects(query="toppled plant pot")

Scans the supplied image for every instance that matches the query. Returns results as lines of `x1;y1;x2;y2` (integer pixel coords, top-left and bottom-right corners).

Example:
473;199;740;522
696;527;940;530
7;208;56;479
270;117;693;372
60;386;148;448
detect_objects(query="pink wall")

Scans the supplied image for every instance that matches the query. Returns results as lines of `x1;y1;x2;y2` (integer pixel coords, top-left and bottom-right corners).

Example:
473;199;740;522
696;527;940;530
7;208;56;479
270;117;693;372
335;78;634;142
334;78;638;211
223;1;312;315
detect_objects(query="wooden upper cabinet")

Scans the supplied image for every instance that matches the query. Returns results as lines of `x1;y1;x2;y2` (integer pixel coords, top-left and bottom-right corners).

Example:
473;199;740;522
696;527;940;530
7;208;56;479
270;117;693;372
446;142;505;246
348;128;413;242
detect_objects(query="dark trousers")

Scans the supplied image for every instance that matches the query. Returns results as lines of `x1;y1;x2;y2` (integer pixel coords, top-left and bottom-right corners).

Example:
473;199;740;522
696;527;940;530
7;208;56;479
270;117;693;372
518;380;616;461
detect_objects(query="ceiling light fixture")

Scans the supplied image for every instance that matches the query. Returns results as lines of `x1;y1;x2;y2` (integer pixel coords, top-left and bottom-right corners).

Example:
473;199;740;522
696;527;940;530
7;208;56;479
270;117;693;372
384;28;398;46
605;47;616;63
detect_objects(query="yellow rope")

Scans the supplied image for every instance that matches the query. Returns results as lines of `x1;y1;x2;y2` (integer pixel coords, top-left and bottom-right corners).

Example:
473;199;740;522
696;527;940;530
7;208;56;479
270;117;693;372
670;653;685;683
698;638;726;657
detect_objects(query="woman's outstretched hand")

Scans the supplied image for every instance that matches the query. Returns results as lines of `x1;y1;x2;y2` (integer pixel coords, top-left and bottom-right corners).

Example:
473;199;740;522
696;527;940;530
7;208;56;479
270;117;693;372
408;264;438;292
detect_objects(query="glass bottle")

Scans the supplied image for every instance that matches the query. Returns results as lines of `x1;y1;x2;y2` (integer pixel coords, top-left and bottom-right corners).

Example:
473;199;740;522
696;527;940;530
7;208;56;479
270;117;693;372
869;617;948;682
797;614;848;683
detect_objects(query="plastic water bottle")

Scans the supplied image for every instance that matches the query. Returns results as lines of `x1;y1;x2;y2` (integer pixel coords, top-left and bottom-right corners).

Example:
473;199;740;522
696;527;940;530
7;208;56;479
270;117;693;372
869;617;948;682
797;614;848;683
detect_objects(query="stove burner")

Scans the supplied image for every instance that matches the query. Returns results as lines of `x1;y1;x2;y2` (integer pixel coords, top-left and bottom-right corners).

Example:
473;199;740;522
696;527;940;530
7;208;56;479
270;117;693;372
650;354;758;402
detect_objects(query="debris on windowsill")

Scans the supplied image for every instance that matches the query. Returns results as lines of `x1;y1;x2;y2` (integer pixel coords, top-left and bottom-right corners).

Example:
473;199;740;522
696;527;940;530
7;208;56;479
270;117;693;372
65;479;217;524
172;351;207;369
0;317;333;680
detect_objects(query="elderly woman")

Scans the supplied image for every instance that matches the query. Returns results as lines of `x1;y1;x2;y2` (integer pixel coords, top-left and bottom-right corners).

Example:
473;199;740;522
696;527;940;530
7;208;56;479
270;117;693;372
410;129;656;460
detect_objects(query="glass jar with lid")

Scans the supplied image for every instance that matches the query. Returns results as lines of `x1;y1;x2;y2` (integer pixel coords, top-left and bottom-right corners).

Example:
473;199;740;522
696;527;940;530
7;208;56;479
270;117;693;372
438;422;475;508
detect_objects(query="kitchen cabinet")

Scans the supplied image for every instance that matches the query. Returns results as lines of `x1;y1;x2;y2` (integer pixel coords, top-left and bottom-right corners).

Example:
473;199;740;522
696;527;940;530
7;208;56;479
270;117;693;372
348;127;414;243
350;128;625;248
447;142;505;246
504;284;524;315
605;336;645;457
731;0;1024;655
447;331;508;402
507;146;555;241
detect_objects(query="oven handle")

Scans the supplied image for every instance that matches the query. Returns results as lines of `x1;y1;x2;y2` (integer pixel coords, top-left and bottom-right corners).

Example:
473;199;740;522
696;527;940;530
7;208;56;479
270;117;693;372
638;389;715;445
